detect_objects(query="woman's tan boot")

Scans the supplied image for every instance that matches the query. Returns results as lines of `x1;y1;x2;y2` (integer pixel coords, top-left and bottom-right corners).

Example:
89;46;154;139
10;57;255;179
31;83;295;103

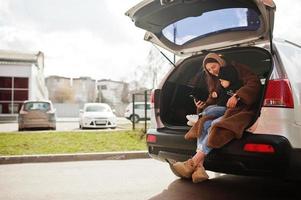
172;159;196;178
192;165;209;183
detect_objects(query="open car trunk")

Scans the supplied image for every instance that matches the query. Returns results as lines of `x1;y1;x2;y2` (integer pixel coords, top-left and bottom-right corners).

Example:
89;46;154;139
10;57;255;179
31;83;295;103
159;47;273;128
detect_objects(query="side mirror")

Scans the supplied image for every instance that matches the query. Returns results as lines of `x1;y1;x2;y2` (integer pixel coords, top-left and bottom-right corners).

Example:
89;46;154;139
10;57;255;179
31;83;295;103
112;109;116;113
79;109;83;114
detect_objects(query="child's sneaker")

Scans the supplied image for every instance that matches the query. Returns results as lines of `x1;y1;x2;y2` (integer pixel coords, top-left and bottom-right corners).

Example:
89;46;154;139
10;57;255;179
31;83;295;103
187;120;194;126
186;114;199;124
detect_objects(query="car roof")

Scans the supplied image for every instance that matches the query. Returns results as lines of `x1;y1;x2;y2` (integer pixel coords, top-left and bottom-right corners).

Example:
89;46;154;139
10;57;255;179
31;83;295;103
84;103;110;107
129;102;150;104
24;100;52;104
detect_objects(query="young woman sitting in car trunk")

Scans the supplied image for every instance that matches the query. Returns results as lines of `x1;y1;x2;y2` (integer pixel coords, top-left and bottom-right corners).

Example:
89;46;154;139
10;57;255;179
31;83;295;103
172;52;261;183
186;64;243;126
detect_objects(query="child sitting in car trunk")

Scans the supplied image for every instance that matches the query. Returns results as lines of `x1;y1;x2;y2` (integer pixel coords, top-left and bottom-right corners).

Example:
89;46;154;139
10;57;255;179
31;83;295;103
186;64;243;126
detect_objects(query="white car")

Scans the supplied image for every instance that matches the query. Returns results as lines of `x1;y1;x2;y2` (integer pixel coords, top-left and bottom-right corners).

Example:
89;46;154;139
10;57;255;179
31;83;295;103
126;0;301;180
124;102;151;123
79;103;117;129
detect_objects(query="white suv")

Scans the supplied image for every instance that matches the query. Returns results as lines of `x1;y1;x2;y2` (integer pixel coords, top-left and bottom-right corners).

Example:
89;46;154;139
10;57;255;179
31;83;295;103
126;0;301;180
124;102;151;123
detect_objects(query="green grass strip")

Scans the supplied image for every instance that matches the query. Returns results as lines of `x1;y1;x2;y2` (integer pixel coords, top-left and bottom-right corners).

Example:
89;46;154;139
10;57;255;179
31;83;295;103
0;130;147;156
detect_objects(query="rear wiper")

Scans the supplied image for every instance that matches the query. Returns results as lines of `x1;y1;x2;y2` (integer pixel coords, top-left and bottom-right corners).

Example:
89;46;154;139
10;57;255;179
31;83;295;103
152;44;176;68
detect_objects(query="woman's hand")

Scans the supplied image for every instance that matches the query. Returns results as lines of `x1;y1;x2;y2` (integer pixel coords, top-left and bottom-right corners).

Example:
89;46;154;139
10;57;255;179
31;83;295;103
211;91;218;98
194;99;206;109
226;96;238;108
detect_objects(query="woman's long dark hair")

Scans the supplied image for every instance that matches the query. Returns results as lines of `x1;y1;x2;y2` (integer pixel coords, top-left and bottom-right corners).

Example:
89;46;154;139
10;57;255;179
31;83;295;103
203;59;225;93
204;69;220;93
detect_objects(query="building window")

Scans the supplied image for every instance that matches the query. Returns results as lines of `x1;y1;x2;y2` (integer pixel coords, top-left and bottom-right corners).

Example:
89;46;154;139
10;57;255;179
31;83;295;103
14;77;29;88
0;76;29;114
0;77;12;88
100;85;107;90
0;90;12;101
14;90;28;101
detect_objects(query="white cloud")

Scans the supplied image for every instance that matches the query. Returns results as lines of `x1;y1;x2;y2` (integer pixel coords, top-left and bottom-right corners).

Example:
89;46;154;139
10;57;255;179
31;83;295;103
0;0;151;82
274;0;301;44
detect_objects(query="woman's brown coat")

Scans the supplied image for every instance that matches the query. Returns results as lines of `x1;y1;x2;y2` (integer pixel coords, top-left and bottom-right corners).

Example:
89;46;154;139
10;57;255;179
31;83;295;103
188;61;261;148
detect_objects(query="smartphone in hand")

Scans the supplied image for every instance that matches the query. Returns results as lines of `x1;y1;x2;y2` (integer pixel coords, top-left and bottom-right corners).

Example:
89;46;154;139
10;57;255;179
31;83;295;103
189;94;199;102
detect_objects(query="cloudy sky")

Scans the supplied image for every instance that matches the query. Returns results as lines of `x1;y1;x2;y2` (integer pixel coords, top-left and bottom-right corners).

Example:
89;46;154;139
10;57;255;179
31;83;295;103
0;0;300;83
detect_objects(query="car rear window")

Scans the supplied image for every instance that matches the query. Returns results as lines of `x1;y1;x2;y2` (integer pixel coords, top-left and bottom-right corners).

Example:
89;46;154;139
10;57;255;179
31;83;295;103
24;102;50;111
85;105;109;112
134;104;150;110
162;8;260;45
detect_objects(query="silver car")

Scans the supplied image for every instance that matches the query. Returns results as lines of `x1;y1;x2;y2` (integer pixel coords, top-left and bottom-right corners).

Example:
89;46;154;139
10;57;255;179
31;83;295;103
126;0;301;180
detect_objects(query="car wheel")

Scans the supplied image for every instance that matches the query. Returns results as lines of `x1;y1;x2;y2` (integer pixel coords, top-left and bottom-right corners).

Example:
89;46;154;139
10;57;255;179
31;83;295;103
111;126;117;129
130;114;139;123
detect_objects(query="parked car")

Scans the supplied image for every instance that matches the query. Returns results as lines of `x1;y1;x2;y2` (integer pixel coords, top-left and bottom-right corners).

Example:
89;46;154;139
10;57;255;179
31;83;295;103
18;100;56;131
124;102;151;123
126;0;301;180
79;103;117;129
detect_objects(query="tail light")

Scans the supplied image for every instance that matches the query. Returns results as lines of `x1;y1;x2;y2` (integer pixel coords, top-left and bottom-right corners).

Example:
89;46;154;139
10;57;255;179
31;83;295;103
150;90;155;105
263;79;294;108
19;110;28;115
146;134;157;143
243;143;275;153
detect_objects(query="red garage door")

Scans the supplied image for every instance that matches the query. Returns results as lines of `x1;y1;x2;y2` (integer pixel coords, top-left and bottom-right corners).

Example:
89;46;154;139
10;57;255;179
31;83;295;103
0;76;29;114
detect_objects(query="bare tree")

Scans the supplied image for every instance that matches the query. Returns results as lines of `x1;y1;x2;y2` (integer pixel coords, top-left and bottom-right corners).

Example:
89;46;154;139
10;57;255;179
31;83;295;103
53;86;74;103
143;46;166;89
129;46;172;90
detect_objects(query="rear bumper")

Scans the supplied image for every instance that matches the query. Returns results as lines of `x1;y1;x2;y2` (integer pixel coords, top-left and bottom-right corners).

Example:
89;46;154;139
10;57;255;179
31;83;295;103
147;128;301;179
19;121;56;129
82;124;117;128
81;119;116;128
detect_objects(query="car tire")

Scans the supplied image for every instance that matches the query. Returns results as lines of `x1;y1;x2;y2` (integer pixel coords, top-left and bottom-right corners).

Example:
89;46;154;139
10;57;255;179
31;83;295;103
130;114;140;123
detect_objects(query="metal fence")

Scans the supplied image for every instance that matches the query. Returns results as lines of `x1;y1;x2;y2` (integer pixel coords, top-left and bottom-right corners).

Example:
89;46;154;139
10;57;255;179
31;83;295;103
132;90;151;133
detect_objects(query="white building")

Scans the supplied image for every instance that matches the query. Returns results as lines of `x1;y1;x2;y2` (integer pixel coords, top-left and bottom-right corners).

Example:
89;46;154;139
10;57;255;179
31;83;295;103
0;50;48;118
97;79;129;116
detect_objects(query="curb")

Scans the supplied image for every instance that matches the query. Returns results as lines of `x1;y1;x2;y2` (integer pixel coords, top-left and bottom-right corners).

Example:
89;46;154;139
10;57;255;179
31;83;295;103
0;151;150;165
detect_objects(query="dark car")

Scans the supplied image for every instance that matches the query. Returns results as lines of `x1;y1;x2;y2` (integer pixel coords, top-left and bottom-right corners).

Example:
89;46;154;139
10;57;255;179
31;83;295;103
18;100;56;131
126;0;301;180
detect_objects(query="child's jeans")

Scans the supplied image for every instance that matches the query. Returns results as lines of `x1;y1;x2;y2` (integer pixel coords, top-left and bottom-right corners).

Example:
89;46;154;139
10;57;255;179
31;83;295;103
197;106;226;154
